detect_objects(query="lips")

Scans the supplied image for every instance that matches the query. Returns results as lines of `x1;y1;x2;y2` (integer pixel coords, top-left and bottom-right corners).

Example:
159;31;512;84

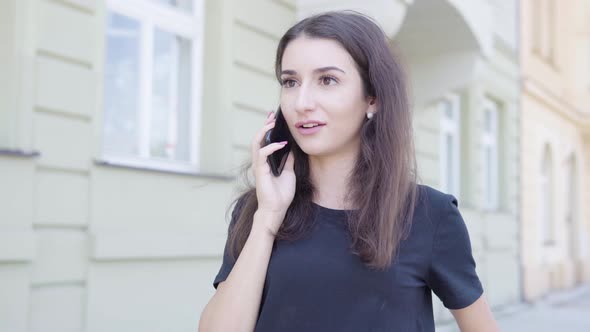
292;119;326;136
295;120;326;128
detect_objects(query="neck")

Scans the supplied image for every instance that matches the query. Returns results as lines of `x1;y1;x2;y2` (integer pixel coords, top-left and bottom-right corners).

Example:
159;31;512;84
309;151;357;210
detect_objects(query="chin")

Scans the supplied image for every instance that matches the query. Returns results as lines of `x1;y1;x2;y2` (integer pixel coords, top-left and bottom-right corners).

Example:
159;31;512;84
297;143;329;157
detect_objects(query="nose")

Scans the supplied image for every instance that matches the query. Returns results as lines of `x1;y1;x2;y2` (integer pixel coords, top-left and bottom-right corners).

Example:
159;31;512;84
294;83;316;114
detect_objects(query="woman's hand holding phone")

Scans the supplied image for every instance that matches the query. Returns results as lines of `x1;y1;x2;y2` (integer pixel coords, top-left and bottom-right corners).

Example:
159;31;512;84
251;111;295;236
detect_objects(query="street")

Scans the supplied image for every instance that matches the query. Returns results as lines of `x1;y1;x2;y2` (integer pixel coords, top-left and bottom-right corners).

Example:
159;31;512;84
438;284;590;332
497;284;590;332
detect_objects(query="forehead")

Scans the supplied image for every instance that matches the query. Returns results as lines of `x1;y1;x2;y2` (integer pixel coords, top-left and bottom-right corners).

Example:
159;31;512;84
281;36;356;72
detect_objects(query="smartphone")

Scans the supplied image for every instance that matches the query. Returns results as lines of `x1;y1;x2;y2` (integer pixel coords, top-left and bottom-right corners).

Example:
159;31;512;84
263;107;292;176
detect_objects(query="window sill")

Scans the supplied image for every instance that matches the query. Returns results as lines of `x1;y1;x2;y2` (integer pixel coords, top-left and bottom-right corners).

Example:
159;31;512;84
94;157;235;181
0;148;40;158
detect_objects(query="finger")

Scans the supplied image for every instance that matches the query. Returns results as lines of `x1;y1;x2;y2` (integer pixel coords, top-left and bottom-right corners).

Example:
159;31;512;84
251;112;277;168
251;120;276;155
265;111;275;124
257;142;288;161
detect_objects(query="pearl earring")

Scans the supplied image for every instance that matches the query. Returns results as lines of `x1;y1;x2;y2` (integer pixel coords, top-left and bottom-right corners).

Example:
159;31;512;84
366;112;374;120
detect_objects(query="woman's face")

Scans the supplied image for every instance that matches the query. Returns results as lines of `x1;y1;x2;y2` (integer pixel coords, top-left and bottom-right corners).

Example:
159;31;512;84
279;36;375;158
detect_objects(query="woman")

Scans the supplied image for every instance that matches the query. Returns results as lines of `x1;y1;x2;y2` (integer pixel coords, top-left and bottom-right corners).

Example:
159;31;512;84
199;10;499;332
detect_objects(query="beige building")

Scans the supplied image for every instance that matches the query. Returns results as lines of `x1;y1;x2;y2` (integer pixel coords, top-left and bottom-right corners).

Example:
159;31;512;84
519;0;590;301
1;0;521;331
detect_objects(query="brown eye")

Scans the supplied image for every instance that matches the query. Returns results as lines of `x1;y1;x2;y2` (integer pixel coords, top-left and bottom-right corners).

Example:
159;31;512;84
281;79;296;88
320;75;337;86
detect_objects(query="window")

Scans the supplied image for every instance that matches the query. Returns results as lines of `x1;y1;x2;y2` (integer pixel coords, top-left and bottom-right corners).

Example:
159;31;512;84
539;145;554;245
588;36;590;90
532;0;555;64
439;94;461;198
102;0;204;173
153;0;193;12
482;98;499;211
565;155;579;258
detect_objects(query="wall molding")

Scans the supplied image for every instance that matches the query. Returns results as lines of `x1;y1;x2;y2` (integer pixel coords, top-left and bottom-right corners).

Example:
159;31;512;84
90;230;223;261
0;231;36;262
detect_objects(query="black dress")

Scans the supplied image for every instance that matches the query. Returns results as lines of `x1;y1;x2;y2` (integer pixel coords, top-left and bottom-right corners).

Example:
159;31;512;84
213;184;483;331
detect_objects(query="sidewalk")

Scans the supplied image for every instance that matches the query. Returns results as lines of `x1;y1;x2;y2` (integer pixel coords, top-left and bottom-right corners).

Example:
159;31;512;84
437;283;590;331
496;283;590;332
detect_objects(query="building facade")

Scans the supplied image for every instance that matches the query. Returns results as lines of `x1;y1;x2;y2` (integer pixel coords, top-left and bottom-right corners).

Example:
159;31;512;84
1;0;522;331
519;0;590;301
392;0;521;324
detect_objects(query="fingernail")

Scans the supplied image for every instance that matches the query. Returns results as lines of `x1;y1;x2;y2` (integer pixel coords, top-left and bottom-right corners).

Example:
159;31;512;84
279;141;288;145
267;111;274;118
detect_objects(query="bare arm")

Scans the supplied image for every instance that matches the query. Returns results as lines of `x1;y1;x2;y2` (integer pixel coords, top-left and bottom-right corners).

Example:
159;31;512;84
450;293;500;332
200;111;295;331
198;211;281;332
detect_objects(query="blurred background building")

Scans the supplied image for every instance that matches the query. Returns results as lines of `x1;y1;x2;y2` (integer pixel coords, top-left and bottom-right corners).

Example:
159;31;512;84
0;0;588;331
519;0;590;301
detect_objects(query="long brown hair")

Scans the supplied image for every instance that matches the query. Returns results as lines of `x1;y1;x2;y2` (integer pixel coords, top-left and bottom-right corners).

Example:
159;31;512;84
226;10;419;270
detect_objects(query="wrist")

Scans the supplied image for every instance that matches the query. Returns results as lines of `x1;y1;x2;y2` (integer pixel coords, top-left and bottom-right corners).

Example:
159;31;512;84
252;210;284;238
250;222;276;240
255;208;285;220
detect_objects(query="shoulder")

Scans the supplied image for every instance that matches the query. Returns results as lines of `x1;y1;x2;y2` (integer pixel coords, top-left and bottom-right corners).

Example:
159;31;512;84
415;184;458;214
411;184;461;232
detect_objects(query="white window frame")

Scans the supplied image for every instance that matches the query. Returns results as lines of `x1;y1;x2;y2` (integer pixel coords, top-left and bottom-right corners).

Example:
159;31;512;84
102;0;204;173
481;98;499;211
439;93;461;198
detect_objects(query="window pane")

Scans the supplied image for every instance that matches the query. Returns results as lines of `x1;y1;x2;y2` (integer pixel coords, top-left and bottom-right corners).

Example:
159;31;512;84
153;0;192;12
484;109;492;133
541;148;553;243
442;99;453;119
103;12;141;156
446;133;454;193
485;146;491;205
150;28;192;162
543;179;551;241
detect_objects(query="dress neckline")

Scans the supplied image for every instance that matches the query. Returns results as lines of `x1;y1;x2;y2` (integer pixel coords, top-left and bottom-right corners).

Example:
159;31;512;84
311;201;355;214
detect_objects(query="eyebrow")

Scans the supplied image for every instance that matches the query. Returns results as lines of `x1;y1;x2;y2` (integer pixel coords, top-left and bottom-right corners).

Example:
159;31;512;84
280;66;346;76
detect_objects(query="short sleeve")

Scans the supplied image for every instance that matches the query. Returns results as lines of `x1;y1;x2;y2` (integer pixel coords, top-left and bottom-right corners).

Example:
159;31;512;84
212;197;246;289
426;194;483;309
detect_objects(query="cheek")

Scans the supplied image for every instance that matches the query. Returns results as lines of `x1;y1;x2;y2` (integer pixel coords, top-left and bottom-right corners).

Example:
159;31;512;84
330;94;366;121
279;106;297;131
279;95;296;117
328;83;364;108
333;100;368;133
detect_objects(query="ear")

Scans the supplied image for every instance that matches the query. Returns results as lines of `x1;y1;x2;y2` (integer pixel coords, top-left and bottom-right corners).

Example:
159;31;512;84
367;97;378;113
